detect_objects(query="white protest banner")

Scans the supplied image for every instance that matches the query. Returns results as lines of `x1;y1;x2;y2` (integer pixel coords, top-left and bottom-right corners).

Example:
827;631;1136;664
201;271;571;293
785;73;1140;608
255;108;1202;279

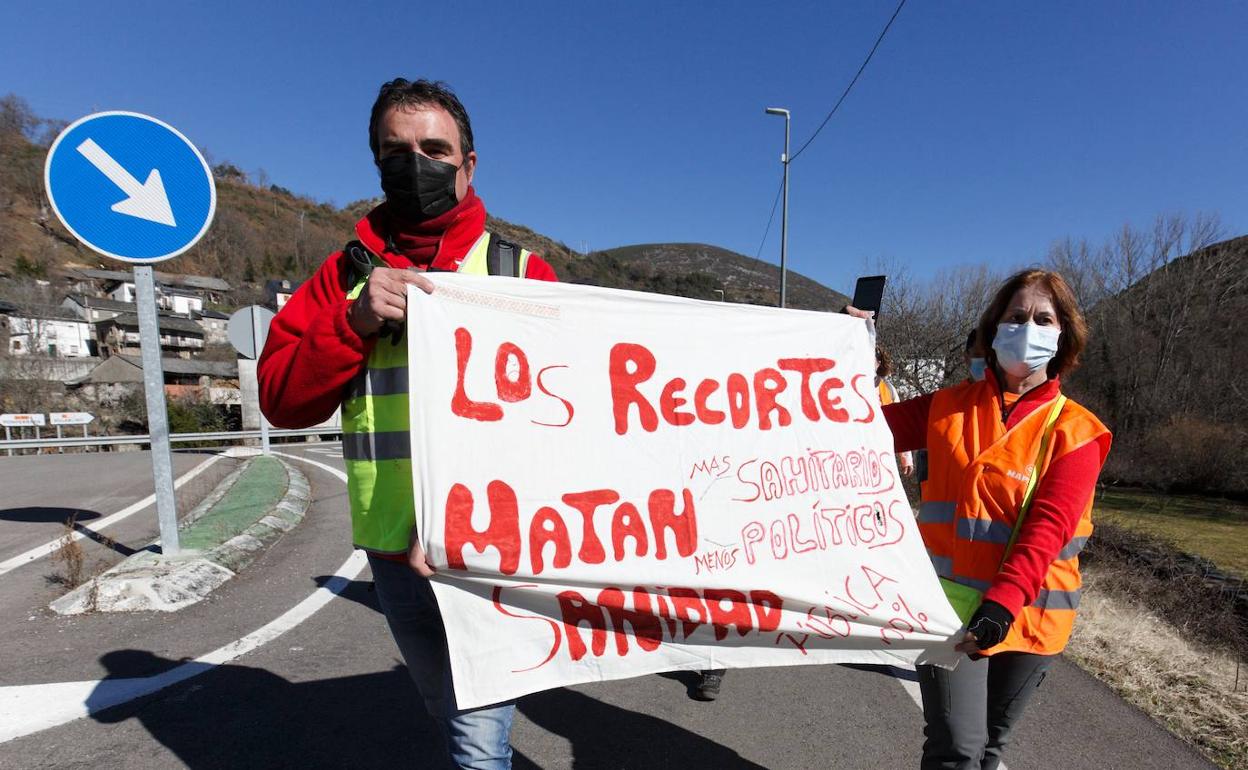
407;276;961;709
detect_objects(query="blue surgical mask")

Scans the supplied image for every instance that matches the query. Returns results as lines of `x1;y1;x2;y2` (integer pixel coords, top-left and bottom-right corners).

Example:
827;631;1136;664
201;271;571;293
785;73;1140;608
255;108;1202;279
992;323;1060;377
969;357;987;381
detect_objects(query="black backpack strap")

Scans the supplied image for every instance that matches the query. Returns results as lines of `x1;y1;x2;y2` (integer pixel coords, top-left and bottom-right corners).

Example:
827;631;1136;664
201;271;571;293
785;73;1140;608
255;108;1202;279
340;239;402;344
486;234;518;278
341;240;376;290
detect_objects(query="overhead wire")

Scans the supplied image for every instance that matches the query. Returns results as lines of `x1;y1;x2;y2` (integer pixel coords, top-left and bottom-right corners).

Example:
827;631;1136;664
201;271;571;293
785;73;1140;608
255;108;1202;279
752;0;907;262
754;176;785;260
788;0;908;163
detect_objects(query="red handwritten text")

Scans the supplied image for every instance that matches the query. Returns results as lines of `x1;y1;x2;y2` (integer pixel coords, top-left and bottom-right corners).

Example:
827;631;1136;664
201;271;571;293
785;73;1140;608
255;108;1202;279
452;328;574;427
444;480;699;576
609;344;873;435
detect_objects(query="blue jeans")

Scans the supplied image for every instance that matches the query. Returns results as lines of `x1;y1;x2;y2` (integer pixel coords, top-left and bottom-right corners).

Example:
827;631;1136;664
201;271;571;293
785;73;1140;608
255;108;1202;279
368;554;515;769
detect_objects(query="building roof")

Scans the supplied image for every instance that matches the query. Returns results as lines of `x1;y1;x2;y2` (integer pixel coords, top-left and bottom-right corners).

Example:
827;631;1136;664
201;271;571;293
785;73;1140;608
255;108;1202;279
67;354;237;385
64;355;144;385
69;268;232;293
265;278;303;294
176;275;233;292
64;293;136;313
0;300;86;322
195;309;230;320
98;312;206;336
118;354;237;377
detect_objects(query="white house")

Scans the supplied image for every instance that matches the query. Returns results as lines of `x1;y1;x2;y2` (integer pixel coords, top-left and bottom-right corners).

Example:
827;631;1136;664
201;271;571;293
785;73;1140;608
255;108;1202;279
0;301;95;358
159;286;204;315
104;281;204;316
107;281;137;304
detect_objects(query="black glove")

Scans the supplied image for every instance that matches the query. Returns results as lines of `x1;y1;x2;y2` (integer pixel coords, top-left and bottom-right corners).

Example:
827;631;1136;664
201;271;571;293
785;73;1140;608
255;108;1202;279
966;600;1014;650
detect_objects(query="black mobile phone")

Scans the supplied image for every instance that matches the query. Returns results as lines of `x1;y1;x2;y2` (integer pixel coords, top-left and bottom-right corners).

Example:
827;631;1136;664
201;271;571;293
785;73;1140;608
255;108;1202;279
851;275;887;317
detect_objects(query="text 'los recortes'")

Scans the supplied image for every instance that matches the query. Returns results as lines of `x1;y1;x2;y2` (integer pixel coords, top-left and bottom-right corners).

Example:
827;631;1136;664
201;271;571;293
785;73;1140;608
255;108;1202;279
448;328;878;434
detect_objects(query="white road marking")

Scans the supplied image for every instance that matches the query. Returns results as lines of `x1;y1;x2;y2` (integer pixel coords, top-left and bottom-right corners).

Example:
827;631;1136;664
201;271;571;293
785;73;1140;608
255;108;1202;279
0;450;363;743
0;454;224;578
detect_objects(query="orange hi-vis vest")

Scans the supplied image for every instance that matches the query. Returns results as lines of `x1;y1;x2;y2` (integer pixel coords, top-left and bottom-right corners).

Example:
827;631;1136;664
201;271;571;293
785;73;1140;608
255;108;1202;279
877;378;897;406
918;378;1109;655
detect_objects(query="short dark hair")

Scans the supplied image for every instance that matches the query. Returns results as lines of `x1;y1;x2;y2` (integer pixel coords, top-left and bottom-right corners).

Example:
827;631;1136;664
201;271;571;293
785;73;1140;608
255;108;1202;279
976;269;1089;379
368;78;474;162
965;329;978;353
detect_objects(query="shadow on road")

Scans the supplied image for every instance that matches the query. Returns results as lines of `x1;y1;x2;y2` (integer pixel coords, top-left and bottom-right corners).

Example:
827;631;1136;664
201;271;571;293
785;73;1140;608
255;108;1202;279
89;649;452;768
86;649;759;768
516;686;766;769
312;576;381;615
0;506;100;524
839;662;919;682
656;669;703;700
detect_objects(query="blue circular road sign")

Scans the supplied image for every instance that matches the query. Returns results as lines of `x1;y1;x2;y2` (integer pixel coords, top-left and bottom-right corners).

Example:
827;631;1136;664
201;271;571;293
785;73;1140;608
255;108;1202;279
44;111;216;263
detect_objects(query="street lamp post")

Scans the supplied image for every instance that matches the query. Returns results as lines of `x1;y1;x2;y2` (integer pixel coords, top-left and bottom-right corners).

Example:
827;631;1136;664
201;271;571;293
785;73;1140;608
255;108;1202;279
765;107;791;308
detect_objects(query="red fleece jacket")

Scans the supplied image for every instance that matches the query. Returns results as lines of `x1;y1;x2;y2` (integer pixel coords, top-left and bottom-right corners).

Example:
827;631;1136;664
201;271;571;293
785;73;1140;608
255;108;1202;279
257;188;557;428
882;372;1110;617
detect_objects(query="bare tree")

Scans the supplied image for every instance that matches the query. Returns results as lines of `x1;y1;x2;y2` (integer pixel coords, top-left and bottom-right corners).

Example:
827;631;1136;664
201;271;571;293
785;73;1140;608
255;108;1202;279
1055;213;1247;492
876;260;1003;396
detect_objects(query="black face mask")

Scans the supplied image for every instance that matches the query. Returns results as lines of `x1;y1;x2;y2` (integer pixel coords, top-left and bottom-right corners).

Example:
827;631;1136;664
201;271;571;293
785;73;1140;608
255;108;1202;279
378;152;460;222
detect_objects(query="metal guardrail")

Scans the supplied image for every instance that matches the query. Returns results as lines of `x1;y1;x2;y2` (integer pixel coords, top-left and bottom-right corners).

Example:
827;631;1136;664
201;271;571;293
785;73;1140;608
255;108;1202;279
0;427;342;452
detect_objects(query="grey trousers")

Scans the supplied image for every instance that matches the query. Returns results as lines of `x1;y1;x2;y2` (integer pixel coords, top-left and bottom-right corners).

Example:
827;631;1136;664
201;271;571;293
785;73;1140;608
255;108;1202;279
917;652;1055;770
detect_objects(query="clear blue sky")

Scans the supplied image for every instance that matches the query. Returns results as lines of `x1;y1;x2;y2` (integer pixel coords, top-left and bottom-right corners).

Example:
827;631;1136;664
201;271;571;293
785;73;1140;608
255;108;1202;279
3;0;1245;293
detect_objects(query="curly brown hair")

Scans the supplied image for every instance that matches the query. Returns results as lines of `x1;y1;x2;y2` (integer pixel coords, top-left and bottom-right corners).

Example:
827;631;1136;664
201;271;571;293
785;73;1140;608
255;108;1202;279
976;269;1089;378
875;345;893;378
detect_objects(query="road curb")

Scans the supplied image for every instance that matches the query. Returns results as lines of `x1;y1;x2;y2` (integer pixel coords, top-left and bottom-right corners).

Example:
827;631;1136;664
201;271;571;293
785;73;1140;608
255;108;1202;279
49;456;310;615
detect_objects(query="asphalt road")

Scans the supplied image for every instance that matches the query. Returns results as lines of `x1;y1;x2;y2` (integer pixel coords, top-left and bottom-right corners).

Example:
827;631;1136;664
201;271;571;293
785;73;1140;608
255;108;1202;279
0;443;1216;769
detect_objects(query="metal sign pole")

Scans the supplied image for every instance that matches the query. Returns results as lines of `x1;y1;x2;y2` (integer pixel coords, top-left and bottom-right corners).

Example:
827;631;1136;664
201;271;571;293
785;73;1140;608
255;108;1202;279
4;426;10;457
251;307;271;455
134;265;180;555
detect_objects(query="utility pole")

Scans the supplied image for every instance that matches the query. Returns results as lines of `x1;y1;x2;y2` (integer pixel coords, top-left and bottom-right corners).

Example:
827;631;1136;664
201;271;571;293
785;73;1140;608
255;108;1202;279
765;107;791;308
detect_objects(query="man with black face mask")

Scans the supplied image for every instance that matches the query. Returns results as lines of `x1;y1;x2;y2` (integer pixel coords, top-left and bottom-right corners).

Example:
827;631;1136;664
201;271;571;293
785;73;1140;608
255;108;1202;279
258;78;557;770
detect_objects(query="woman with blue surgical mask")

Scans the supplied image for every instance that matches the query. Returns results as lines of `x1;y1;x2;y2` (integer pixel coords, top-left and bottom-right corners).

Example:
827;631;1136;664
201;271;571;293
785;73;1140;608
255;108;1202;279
849;270;1112;769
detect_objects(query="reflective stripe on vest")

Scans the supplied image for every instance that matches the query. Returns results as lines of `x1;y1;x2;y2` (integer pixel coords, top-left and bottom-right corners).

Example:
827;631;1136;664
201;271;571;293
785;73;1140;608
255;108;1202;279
341;231;531;553
919;378;1108;655
1034;588;1081;610
917;501;955;524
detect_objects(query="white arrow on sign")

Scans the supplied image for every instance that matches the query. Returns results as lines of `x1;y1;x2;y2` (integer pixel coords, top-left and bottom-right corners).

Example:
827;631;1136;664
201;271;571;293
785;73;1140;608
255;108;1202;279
75;137;177;227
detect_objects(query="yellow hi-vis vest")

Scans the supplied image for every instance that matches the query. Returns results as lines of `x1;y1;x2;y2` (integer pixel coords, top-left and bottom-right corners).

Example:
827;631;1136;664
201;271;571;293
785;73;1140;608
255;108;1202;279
342;231;532;554
918;378;1109;655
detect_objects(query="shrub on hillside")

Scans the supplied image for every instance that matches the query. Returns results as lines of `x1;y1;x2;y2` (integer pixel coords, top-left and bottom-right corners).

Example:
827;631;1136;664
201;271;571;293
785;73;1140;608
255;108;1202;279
1106;415;1248;495
167;397;228;436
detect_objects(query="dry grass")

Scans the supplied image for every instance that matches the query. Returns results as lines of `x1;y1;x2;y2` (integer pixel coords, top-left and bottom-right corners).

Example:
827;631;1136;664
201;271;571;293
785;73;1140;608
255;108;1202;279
174;464;223;514
1069;565;1248;770
45;516;118;610
47;514;86;589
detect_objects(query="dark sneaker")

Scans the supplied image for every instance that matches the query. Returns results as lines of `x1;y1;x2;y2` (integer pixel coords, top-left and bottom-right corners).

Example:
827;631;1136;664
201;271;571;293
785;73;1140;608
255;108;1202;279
693;669;725;701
